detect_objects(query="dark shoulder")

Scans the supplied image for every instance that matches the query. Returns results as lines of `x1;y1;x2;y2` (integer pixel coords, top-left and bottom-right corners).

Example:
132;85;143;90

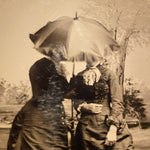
29;57;57;77
30;58;56;72
28;58;69;98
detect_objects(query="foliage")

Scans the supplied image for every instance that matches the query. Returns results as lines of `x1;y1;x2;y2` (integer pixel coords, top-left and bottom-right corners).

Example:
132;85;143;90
0;78;31;105
123;78;146;120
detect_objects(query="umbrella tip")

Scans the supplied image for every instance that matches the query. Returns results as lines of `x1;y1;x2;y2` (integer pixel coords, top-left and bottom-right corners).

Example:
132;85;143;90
74;12;78;20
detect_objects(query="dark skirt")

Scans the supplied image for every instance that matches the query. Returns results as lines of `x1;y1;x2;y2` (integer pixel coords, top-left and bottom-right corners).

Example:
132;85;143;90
75;113;134;150
7;99;69;150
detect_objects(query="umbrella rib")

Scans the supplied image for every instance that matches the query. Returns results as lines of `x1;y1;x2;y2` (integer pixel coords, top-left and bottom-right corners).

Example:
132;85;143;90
80;16;111;35
37;19;71;48
66;20;75;59
34;21;59;48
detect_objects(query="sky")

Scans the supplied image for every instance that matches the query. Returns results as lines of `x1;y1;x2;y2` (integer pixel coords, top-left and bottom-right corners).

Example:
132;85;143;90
0;0;150;88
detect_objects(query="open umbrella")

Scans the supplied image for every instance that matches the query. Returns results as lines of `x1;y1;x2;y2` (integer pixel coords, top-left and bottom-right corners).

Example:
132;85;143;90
29;14;119;67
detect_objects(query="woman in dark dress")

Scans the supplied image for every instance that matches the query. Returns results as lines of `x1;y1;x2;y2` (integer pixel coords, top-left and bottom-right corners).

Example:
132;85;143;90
70;64;134;150
7;58;70;150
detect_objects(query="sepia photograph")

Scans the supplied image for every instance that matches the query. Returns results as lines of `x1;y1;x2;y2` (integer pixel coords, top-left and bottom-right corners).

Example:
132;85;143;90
0;0;150;149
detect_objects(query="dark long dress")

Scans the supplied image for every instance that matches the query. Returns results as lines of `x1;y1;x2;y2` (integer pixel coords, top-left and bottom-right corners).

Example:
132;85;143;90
7;58;69;150
71;66;134;150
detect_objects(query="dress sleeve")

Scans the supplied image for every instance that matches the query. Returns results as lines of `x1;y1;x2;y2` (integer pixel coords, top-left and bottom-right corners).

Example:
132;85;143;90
7;108;24;150
106;71;125;132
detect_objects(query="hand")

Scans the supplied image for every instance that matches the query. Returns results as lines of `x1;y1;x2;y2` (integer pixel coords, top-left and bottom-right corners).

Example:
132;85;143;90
105;125;117;147
78;103;102;113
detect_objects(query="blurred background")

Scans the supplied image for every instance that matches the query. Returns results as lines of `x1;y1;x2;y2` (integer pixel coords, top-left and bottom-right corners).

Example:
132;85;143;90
0;0;150;149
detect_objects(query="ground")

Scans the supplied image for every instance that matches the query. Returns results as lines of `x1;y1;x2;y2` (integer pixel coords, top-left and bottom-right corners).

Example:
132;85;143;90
1;127;150;150
129;127;150;150
0;104;150;149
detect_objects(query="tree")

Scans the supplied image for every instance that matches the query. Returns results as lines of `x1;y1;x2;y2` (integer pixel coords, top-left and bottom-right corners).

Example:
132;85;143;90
0;78;31;104
123;78;146;120
79;0;150;87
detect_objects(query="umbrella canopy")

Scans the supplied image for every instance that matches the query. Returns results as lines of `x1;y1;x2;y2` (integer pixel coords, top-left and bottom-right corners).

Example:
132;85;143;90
30;15;119;67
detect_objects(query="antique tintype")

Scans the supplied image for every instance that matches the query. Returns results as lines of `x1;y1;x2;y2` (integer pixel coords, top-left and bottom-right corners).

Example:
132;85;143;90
0;0;150;150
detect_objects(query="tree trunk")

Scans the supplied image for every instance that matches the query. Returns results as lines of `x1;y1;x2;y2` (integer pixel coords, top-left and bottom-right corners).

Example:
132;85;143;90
113;46;126;95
